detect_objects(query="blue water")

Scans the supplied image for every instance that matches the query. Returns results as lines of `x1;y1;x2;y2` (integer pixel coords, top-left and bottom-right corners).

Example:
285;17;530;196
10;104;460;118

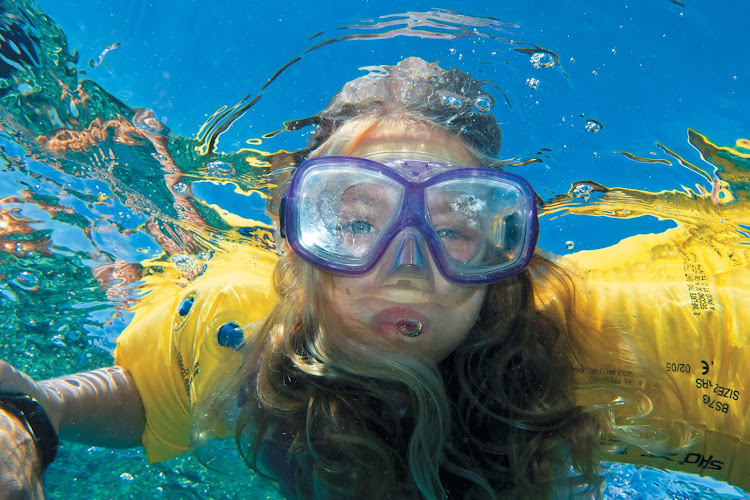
1;0;749;498
34;0;750;255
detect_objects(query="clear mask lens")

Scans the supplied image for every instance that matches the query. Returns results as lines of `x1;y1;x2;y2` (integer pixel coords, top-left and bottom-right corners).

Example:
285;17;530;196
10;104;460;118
424;177;531;280
295;166;404;265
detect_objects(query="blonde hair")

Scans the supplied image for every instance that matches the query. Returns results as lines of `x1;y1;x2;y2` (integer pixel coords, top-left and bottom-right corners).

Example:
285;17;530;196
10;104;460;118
194;78;692;498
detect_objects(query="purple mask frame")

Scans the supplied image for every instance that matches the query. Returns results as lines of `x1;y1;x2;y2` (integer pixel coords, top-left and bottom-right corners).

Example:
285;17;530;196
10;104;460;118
281;156;539;284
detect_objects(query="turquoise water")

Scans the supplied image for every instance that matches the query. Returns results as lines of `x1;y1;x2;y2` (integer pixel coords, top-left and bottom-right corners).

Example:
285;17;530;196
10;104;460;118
1;0;749;498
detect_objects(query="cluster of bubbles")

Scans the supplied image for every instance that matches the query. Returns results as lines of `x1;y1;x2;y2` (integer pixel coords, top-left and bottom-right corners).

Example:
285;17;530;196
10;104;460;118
170;254;207;279
309;57;503;158
584;119;603;133
439;92;463;109
205;161;236;178
573;183;594;202
172;182;190;196
526;51;556;94
436;91;493;114
119;473;135;483
530;51;556;69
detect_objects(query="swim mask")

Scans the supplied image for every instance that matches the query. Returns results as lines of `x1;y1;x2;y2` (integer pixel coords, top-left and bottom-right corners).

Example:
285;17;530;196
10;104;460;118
280;156;538;285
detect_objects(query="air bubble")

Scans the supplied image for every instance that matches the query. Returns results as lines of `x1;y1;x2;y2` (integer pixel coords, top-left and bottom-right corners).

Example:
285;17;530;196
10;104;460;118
119;472;134;483
530;51;555;69
474;96;492;113
565;241;575;250
133;109;167;135
206;160;236;177
172;182;189;195
50;334;66;347
526;78;540;90
14;271;39;290
584;119;603;133
0;284;17;302
17;83;33;95
395;319;423;337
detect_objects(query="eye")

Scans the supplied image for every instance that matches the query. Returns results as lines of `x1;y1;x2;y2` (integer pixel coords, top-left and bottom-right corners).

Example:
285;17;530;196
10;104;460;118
437;228;461;239
433;223;481;262
335;219;379;258
339;221;375;234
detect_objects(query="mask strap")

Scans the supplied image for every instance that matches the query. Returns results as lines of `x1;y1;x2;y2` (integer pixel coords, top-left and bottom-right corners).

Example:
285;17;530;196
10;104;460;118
278;195;287;239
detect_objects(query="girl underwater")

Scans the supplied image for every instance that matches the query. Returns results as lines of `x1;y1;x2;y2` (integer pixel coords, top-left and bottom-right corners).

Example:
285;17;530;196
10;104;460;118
1;57;749;499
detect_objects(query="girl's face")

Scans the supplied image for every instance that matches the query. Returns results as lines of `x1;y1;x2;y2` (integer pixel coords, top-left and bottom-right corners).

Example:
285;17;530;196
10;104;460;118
325;124;488;362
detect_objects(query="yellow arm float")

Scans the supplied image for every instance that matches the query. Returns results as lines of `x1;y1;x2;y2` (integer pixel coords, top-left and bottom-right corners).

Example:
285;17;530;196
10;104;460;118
562;226;749;490
113;245;278;463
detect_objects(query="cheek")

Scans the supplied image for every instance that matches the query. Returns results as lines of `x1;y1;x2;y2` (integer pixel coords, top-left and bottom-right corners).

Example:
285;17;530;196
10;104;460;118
420;287;487;361
443;288;486;336
331;274;368;299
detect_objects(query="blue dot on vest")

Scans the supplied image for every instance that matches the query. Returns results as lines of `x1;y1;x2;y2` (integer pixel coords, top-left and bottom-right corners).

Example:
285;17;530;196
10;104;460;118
178;297;194;316
217;321;243;349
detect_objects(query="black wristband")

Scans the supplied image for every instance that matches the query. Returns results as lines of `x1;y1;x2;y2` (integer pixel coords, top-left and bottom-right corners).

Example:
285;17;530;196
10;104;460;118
0;393;59;471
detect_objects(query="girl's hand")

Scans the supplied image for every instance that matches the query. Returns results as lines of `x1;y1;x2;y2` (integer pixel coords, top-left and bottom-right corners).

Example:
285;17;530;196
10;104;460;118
0;361;48;499
0;361;61;432
0;406;45;499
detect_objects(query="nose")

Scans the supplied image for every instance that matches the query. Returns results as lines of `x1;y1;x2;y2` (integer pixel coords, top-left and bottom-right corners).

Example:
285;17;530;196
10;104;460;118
375;230;434;291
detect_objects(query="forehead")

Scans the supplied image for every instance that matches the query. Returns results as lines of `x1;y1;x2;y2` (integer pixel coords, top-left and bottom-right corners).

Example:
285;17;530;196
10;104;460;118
338;123;478;167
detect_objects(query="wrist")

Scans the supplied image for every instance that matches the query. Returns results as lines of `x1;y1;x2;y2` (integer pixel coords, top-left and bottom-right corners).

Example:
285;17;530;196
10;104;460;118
0;393;59;471
36;382;64;433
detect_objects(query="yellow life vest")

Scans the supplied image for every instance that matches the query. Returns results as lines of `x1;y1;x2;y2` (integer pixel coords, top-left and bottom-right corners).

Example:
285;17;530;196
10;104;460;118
114;228;749;491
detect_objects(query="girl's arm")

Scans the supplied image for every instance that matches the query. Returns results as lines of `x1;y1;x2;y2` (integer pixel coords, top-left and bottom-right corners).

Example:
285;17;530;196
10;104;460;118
40;366;145;448
0;360;145;448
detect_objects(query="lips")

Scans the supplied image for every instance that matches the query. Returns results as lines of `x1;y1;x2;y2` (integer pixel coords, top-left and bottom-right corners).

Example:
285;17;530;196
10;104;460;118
369;306;429;337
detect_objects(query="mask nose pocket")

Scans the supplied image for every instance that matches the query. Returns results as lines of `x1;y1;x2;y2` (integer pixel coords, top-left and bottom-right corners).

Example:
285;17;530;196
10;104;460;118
393;233;426;271
376;230;434;291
